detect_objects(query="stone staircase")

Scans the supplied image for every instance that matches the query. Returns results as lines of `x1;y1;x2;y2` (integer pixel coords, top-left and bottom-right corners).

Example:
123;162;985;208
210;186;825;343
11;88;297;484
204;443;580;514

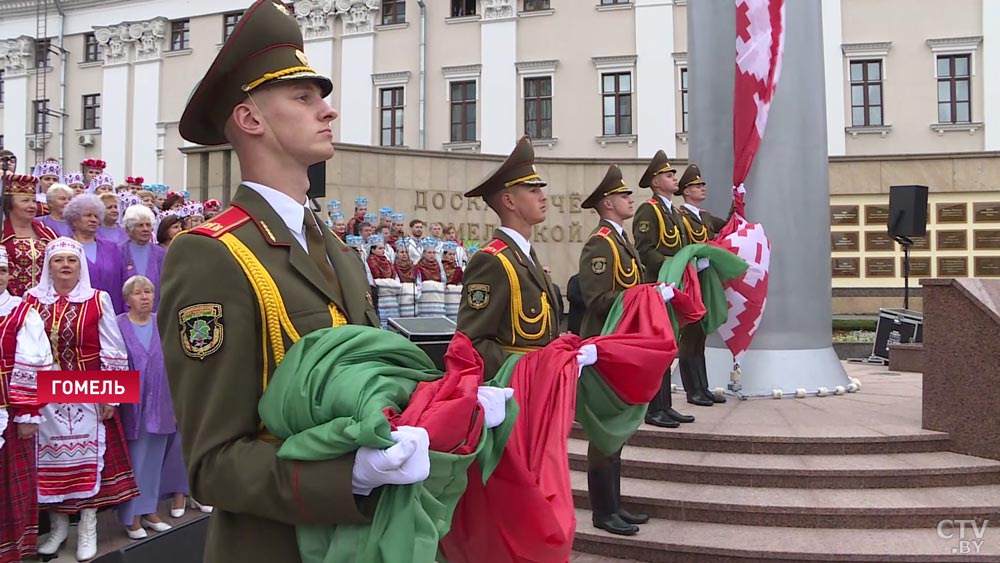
568;370;1000;562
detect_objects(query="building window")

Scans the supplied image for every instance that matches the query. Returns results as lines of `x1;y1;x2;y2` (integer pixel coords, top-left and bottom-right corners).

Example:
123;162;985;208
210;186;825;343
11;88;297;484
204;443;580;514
524;77;552;139
0;70;4;104
380;87;404;147
223;12;243;42
84;33;99;63
82;94;101;129
170;19;191;51
601;72;632;136
451;0;476;17
600;0;630;4
33;99;49;134
680;67;689;132
35;39;51;68
849;60;883;127
450;81;476;142
382;0;405;24
524;0;550;10
937;54;971;124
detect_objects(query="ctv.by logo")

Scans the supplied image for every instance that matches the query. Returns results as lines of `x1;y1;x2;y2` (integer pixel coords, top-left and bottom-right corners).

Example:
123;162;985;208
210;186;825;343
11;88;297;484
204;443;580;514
937;519;989;555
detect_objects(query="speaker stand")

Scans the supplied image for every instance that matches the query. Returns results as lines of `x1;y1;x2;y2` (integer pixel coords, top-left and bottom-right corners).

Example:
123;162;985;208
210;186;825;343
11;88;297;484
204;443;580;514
894;235;913;310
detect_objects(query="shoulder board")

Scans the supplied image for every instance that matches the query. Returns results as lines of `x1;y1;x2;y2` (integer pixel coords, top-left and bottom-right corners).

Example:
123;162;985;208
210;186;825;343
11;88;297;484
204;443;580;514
190;207;251;239
480;239;508;255
595;226;612;238
646;198;658;205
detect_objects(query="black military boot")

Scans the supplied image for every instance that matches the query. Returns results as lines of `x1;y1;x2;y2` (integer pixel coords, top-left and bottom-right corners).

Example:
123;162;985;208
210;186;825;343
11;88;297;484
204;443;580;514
645;372;680;428
589;464;639;536
681;357;713;406
612;457;649;525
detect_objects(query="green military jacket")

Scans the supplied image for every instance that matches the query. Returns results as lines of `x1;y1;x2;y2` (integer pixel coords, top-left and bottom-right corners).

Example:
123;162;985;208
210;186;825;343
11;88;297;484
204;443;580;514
158;185;380;563
632;195;687;283
457;229;559;377
578;219;643;339
677;203;728;243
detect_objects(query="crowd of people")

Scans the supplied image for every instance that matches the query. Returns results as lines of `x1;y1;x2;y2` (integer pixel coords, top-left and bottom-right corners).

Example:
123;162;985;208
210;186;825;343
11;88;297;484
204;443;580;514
0;152;215;563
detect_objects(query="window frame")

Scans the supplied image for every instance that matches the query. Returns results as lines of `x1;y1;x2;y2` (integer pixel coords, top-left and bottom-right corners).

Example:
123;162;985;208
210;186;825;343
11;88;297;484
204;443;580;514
848;59;884;127
222;12;243;42
936;54;972;124
170;19;191;51
679;66;689;133
82;93;101;130
600;71;633;136
83;33;100;63
379;86;405;147
0;69;5;105
523;76;553;140
523;0;551;11
600;0;630;4
450;0;476;17
33;99;50;135
35;39;51;68
381;0;406;25
448;80;477;142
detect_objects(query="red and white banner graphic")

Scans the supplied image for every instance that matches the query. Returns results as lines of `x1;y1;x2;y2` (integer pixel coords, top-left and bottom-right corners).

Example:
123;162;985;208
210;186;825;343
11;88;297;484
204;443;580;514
713;0;784;363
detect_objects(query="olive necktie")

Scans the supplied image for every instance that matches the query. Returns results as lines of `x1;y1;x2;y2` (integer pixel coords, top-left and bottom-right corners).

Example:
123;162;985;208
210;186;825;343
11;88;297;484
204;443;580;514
303;208;338;287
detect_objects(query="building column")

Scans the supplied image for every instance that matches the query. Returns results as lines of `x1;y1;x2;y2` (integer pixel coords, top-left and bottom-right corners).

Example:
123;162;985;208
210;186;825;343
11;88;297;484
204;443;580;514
294;0;336;101
129;18;167;181
0;36;34;167
335;1;378;145
983;1;1000;150
822;0;846;156
480;0;517;155
93;23;132;182
634;0;676;158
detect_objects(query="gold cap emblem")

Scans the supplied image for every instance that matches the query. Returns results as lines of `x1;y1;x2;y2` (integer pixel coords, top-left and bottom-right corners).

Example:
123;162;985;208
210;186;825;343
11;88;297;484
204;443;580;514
295;49;309;66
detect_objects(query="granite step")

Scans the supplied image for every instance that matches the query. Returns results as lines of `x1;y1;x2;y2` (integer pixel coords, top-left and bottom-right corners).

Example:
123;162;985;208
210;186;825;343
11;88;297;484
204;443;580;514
567;438;1000;488
569;424;951;455
570;471;1000;529
572;509;1000;562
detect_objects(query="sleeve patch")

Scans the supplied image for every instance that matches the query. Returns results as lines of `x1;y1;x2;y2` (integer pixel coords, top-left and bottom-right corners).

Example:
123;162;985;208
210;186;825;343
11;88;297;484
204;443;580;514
638;221;651;233
178;303;224;360
591;257;607;274
467;284;490;310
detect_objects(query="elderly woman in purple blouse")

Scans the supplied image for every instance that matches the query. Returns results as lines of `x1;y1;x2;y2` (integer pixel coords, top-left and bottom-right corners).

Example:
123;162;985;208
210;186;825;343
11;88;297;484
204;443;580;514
116;275;182;539
66;194;126;313
118;206;165;311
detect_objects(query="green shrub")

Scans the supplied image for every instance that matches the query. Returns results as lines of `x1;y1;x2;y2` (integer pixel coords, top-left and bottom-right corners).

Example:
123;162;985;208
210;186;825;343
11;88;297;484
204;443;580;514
832;318;877;331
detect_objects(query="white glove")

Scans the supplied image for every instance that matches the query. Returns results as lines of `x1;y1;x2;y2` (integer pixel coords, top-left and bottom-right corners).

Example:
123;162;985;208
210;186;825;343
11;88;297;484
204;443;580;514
576;344;598;378
659;282;676;303
696;257;710;272
477;386;515;429
351;425;430;496
735;184;746;195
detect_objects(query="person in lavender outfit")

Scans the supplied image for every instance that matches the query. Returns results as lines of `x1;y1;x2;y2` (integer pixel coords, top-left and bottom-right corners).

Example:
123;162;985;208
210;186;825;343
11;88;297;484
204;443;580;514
98;192;129;246
119;206;166;311
116;275;180;539
66;194;126;313
40;184;74;238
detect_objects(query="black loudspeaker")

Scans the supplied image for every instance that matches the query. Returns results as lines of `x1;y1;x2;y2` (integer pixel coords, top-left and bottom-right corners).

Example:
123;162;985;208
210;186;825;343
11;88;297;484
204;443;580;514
888;185;928;239
94;515;208;563
307;161;327;201
387;316;456;371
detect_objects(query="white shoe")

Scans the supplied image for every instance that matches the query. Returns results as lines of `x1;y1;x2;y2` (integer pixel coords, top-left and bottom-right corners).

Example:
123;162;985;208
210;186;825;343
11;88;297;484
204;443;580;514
170;506;186;518
76;508;98;561
37;512;69;555
141;518;172;532
188;497;213;513
125;526;148;540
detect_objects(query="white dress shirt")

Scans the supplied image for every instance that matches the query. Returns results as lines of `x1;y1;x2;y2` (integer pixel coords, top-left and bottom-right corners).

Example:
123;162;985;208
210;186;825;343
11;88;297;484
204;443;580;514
657;194;675;212
243;181;311;251
499;227;534;265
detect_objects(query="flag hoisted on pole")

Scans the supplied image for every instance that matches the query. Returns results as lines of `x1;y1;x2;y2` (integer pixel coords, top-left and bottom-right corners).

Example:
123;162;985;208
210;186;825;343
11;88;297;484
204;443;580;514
710;0;784;366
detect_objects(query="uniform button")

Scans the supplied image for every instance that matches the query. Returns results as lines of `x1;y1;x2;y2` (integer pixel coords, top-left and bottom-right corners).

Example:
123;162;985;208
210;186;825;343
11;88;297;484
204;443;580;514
530;307;536;314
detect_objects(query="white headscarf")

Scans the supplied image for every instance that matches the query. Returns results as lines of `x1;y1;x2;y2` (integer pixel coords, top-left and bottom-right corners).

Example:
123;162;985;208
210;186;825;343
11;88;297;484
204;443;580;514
0;246;8;268
26;237;96;304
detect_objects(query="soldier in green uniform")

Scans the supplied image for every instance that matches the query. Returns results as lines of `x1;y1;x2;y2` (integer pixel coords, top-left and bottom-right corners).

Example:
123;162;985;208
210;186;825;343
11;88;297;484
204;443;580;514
579;163;678;535
159;2;431;562
675;164;730;406
457;136;559;377
632;150;701;426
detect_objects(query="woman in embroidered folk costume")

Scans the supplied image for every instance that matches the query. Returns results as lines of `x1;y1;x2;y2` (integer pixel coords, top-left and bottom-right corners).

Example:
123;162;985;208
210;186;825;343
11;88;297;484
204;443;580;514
81;159;106;185
441;240;463;285
25;237;138;562
87;173;115;196
64;172;87;197
415;237;445;283
394;237;417;283
67;194;127;314
366;234;394;280
115;275;184;539
0;246;55;563
2;175;58;297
